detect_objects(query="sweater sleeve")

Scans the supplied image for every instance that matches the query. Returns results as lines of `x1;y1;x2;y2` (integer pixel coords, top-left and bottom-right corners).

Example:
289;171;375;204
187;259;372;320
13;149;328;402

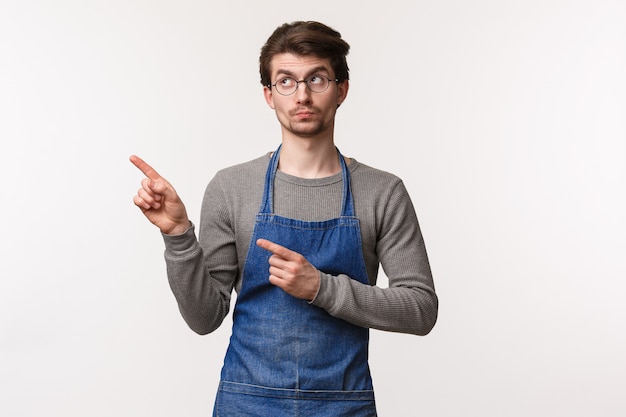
310;180;438;335
162;175;237;335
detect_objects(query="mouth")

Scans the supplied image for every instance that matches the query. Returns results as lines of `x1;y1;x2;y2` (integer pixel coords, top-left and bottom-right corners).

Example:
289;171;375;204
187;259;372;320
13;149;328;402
293;110;315;120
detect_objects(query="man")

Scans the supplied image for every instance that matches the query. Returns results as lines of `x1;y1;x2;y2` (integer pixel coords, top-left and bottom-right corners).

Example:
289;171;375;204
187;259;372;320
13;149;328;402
131;21;437;416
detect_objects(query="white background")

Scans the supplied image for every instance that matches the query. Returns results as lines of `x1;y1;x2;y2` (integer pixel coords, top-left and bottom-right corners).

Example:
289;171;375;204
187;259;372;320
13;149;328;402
1;1;625;416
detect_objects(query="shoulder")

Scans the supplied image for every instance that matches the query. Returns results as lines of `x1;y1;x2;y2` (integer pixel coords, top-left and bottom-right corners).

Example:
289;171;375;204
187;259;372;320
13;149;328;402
348;159;416;219
204;153;270;200
348;159;405;192
214;153;271;182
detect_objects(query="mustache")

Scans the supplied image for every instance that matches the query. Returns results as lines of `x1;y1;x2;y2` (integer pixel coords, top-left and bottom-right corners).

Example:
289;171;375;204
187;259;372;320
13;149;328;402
290;107;317;115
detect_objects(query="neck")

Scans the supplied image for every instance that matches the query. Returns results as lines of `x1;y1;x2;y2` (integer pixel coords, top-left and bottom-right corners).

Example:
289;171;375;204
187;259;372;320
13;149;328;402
277;136;341;179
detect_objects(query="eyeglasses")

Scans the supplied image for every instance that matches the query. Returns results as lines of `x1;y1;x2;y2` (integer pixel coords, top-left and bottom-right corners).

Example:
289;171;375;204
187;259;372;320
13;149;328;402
269;75;339;96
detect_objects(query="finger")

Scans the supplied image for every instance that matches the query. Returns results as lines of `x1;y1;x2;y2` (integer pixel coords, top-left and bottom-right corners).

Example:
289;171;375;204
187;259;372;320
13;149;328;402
137;185;162;209
138;170;180;204
140;178;162;202
268;262;291;278
268;274;288;290
129;155;163;181
256;239;298;260
133;194;153;211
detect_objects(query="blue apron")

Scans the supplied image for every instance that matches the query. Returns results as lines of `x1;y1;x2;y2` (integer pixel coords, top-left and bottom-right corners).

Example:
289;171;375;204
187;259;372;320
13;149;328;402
213;146;376;416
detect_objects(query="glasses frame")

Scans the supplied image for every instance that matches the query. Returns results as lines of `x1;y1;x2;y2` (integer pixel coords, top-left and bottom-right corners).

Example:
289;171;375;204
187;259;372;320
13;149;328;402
269;75;340;96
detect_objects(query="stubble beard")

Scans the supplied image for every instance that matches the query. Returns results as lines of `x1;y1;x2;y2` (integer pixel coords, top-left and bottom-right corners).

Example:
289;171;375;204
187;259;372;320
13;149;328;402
282;108;334;139
286;120;327;138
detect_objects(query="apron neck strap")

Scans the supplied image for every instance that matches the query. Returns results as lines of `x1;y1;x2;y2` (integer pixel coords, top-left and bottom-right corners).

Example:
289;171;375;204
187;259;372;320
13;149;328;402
260;145;355;217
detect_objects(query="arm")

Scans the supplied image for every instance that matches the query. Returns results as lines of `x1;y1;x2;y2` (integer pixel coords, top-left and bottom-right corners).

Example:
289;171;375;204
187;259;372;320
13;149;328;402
312;181;438;335
162;176;239;335
131;156;235;335
162;224;234;335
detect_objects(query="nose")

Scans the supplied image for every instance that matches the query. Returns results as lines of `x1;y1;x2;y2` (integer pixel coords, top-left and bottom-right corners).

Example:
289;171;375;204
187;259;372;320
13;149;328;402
295;81;312;103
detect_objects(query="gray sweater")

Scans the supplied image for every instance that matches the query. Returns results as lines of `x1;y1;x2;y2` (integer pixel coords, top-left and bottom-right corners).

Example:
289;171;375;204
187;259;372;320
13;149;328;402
163;153;438;336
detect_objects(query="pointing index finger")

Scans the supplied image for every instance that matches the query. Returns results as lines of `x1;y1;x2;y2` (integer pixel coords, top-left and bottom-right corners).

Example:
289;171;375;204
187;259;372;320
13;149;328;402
256;239;296;260
129;155;163;181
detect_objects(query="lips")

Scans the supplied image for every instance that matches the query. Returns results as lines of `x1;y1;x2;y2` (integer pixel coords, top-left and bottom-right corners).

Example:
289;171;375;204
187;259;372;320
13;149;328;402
293;108;316;118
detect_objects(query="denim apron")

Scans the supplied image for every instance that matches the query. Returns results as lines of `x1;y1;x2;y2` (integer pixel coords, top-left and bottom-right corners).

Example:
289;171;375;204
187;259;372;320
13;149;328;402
213;146;376;416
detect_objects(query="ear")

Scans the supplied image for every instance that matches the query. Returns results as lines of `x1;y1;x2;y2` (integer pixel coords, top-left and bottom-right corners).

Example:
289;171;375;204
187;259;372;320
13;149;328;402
336;79;349;107
263;85;275;109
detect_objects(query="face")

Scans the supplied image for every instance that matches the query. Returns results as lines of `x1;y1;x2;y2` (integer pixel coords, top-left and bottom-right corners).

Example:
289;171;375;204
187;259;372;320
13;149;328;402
263;53;349;139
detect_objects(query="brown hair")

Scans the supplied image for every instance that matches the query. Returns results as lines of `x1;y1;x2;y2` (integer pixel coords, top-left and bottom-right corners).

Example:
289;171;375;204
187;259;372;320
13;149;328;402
259;21;350;87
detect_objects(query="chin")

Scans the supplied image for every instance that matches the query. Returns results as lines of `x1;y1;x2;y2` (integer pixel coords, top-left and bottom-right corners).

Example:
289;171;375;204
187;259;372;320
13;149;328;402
288;123;327;138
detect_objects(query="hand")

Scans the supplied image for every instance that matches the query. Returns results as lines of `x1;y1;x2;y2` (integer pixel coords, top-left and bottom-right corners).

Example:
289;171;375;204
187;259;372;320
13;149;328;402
256;238;321;301
130;155;191;235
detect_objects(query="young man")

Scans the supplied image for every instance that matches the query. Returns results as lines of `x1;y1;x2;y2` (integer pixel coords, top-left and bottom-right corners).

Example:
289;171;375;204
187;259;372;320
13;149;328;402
131;21;437;417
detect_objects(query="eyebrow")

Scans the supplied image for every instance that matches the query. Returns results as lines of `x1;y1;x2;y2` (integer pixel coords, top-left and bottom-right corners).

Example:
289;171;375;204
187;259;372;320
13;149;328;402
275;65;331;79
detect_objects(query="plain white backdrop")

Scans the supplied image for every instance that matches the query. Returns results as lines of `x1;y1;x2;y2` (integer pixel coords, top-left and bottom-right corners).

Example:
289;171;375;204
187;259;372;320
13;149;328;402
1;1;625;416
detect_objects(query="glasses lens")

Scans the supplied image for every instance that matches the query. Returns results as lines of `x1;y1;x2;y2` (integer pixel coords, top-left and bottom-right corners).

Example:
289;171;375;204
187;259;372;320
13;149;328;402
307;75;329;93
273;76;332;95
275;78;295;95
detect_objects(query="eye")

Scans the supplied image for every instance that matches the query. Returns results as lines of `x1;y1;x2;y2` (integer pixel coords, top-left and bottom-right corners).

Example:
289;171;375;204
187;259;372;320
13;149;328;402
308;75;325;85
279;77;296;87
